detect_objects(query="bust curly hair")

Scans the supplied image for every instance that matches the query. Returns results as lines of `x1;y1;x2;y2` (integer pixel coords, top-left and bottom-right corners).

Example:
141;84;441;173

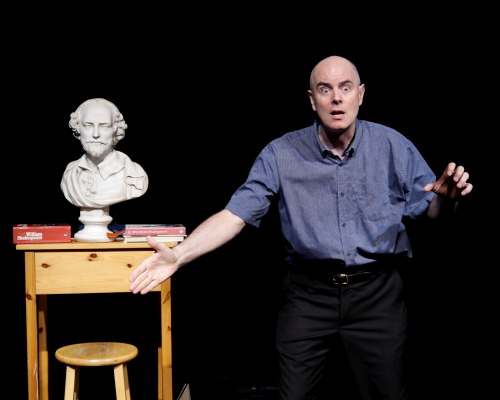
69;98;127;145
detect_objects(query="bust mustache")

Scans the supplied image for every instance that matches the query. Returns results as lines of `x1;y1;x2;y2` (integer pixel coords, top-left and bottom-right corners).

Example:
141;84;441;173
81;140;112;161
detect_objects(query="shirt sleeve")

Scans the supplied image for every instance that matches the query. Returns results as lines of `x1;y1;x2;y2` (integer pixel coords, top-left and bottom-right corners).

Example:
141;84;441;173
225;144;280;227
403;142;436;219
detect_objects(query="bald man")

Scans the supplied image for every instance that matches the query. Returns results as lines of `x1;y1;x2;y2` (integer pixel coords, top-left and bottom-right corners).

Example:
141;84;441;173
129;56;472;399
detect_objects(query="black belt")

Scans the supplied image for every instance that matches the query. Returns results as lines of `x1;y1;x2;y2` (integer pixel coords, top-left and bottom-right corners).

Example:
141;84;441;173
288;259;400;287
290;268;383;287
329;270;379;286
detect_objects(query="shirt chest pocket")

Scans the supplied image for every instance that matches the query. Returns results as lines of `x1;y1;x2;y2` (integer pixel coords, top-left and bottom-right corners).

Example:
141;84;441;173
351;180;397;221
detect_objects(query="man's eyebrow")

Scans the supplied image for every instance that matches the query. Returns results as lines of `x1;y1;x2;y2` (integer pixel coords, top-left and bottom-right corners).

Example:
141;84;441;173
315;81;333;88
338;80;355;86
315;80;355;88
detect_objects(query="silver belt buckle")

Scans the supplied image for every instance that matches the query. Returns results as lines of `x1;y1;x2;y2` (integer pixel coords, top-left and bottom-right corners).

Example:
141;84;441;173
333;272;349;285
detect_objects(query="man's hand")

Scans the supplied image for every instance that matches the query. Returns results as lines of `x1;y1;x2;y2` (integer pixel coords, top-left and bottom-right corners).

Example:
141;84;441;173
424;162;473;199
129;237;179;294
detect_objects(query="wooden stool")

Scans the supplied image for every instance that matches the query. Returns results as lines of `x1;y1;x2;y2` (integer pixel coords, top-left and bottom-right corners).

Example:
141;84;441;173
55;342;138;400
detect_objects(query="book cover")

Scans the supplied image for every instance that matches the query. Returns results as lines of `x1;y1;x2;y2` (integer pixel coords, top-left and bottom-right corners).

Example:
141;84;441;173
124;224;186;236
13;224;72;244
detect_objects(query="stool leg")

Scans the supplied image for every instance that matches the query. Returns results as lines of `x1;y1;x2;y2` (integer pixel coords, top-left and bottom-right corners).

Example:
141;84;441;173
64;366;79;400
114;363;131;400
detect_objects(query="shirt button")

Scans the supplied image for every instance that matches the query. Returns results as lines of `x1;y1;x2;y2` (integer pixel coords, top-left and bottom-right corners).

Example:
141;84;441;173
340;192;344;197
342;223;346;228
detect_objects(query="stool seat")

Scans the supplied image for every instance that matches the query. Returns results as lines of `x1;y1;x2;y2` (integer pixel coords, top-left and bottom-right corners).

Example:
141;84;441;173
56;342;138;399
55;342;138;367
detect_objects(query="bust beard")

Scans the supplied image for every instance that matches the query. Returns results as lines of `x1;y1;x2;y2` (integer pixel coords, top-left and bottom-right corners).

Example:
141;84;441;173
82;141;112;162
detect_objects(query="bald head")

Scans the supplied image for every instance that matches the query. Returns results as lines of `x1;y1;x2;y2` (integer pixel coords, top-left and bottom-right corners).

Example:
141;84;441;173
308;56;365;137
309;56;361;89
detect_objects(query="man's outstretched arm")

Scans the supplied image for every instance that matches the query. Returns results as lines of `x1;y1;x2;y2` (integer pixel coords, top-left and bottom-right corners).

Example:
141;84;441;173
129;209;246;294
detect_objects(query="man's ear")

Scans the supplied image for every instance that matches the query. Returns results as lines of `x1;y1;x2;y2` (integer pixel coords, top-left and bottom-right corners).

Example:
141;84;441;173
308;89;317;112
358;84;365;106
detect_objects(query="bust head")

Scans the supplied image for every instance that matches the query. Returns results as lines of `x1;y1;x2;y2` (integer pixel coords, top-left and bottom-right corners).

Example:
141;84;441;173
69;98;127;165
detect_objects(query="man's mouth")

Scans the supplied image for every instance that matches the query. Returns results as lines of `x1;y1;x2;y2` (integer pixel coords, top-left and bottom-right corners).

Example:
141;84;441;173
330;111;345;119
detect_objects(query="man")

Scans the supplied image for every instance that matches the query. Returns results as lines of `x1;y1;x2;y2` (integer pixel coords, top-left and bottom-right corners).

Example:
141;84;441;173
129;56;472;399
61;98;148;209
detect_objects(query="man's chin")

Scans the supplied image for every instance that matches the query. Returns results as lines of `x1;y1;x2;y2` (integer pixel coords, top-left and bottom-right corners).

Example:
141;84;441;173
324;117;356;133
325;124;348;135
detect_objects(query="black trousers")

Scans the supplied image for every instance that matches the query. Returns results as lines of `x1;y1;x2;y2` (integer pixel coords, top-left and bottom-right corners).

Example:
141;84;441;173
276;263;408;400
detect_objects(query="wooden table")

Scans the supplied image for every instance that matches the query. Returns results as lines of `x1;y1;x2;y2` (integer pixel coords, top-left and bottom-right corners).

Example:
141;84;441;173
17;241;173;400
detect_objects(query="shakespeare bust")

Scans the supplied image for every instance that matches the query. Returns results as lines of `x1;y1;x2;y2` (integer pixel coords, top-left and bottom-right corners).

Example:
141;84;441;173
61;98;148;242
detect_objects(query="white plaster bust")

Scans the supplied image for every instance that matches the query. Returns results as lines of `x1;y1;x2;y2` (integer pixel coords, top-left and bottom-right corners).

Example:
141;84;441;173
61;98;148;241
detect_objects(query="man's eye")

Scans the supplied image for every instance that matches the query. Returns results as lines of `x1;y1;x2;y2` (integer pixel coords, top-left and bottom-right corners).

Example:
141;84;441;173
342;86;352;92
319;87;330;94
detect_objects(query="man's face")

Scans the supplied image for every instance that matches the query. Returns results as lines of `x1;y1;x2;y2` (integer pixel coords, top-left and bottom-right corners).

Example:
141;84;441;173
79;103;115;162
308;59;365;134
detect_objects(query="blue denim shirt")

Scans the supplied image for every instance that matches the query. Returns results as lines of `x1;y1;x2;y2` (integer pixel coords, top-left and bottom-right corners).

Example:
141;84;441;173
226;120;436;266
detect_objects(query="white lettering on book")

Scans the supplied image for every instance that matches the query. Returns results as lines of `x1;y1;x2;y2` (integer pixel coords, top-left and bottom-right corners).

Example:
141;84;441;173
18;232;43;240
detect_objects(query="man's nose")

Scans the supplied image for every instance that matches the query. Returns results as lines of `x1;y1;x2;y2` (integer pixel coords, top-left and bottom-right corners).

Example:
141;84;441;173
331;89;342;103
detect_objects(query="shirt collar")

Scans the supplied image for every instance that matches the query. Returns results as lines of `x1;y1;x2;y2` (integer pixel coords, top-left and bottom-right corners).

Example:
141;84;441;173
77;150;125;180
314;119;363;159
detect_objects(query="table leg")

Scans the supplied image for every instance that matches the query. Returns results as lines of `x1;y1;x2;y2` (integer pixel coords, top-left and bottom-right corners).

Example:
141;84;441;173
161;280;172;400
38;295;49;400
25;252;38;400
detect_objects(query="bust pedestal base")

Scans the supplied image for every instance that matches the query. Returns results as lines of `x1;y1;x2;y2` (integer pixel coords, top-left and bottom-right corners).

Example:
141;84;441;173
74;208;113;242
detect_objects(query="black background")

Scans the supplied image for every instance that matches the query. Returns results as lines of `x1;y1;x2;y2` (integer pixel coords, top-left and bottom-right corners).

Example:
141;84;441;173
1;11;493;399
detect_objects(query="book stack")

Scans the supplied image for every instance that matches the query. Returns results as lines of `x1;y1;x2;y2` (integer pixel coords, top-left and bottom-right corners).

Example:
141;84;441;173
13;224;72;244
119;224;186;244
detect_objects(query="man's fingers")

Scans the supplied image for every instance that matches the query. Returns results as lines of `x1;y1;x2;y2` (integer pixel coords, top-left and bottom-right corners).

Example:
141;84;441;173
434;167;451;188
425;163;472;199
453;165;465;182
431;180;443;194
147;237;174;261
131;269;162;295
147;236;164;252
141;280;160;295
424;183;435;192
130;238;178;294
446;162;456;176
461;183;473;196
457;172;469;188
131;271;152;294
129;261;148;282
130;268;150;292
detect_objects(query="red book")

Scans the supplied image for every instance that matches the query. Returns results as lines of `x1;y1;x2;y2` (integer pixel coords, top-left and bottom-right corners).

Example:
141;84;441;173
13;224;72;244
